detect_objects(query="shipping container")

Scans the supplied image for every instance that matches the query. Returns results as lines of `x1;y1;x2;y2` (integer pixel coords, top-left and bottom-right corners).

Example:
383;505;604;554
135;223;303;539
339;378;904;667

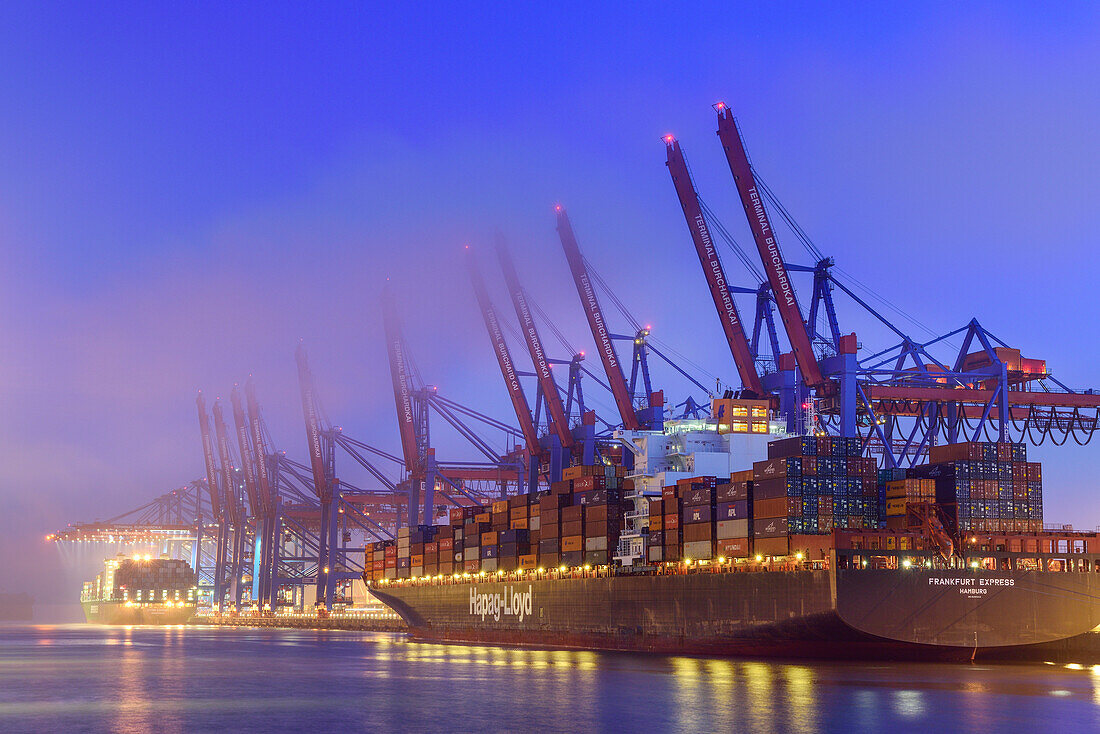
683;540;715;560
753;517;789;538
753;457;802;480
716;518;750;539
716;537;751;557
562;535;584;553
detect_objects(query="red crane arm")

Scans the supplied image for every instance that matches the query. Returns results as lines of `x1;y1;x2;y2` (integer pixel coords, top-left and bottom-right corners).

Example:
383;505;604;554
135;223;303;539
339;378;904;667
211;399;242;524
195;392;223;520
466;248;543;457
665;136;764;396
496;237;575;447
555;206;641;430
294;345;332;503
716;105;825;389
381;289;421;472
229;385;262;516
244;377;275;516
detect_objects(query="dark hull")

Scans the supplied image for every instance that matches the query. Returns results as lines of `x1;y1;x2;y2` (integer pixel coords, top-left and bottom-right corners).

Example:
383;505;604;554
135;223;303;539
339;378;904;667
82;601;196;625
369;568;1100;662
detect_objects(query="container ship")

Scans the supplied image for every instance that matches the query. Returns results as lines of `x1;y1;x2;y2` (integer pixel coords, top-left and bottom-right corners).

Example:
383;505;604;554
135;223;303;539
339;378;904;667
81;554;198;625
367;427;1100;661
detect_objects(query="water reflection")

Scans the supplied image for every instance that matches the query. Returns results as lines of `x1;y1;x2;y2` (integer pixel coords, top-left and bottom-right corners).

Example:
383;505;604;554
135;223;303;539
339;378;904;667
2;626;1100;731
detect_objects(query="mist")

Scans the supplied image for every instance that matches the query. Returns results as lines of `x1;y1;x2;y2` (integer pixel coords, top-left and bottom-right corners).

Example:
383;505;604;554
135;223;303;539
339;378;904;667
2;4;1100;618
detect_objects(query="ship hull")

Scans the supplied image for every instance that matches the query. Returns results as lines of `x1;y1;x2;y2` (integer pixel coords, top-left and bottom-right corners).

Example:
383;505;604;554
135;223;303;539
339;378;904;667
369;568;1100;662
81;600;196;625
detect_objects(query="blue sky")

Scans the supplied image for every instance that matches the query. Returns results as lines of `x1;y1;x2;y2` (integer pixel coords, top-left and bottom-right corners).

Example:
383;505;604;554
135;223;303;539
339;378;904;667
2;4;1099;606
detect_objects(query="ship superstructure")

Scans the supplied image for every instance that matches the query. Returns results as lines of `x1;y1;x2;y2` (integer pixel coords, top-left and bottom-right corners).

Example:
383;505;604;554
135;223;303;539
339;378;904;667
81;554;197;625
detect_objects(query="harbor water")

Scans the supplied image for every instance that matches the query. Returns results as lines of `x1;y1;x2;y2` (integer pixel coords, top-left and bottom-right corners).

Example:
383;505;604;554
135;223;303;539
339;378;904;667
1;624;1099;732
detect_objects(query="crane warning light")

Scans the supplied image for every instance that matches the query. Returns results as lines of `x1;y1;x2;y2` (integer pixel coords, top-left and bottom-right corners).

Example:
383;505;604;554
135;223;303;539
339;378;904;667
663;134;674;143
714;101;726;110
554;204;562;211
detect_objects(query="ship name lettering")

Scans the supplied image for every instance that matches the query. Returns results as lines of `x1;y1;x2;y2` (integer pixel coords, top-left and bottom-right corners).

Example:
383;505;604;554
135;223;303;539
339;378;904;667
469;585;533;622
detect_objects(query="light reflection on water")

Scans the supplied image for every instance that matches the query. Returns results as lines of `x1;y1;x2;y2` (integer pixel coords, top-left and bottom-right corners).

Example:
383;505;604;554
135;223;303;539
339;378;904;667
0;624;1098;732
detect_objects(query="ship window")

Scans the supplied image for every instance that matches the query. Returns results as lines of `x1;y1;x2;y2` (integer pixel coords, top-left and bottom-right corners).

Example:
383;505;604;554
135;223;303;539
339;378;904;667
751;407;767;418
136;590;141;601
751;421;768;433
175;590;180;599
731;421;748;433
162;589;168;600
731;406;748;417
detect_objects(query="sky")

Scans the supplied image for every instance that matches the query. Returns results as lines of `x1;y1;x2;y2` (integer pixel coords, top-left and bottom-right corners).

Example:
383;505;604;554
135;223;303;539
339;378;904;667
2;3;1099;612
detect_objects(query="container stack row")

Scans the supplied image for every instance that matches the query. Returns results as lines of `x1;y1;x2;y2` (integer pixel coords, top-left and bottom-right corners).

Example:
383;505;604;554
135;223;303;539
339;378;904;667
909;441;1043;533
365;464;629;580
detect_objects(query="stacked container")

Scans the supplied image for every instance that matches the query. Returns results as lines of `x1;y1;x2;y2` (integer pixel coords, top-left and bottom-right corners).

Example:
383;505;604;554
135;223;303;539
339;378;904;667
910;441;1042;533
881;478;937;529
679;477;718;560
716;470;753;557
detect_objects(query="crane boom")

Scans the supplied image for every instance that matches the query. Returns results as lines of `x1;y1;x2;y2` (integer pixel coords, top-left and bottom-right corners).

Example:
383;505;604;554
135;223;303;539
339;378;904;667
230;385;262;516
555;206;640;430
496;236;575;447
466;247;542;457
295;344;332;503
195;392;223;519
381;288;421;472
665;136;764;396
716;105;825;389
211;399;241;525
244;378;274;517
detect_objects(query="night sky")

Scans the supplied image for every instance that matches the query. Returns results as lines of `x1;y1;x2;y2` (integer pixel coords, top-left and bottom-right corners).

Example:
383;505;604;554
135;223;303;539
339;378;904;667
2;4;1099;609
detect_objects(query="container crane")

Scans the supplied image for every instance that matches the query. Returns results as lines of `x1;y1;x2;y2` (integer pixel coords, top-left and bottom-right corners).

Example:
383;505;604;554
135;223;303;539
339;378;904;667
466;247;541;491
381;286;437;526
555;205;643;431
496;236;577;452
716;103;826;391
211;398;246;607
295;344;340;607
245;378;279;608
665;135;764;397
195;392;229;607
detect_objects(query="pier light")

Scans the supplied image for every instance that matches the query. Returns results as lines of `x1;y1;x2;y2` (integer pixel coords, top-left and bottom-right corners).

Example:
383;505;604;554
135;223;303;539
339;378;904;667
683;559;691;566
537;567;544;573
584;564;591;570
795;552;804;561
755;555;763;562
496;570;504;576
902;559;912;569
718;557;726;563
970;561;979;569
558;565;567;572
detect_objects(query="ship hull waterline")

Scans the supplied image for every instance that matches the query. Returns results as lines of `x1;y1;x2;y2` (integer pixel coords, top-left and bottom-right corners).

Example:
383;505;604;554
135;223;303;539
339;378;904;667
369;568;1100;662
81;600;196;625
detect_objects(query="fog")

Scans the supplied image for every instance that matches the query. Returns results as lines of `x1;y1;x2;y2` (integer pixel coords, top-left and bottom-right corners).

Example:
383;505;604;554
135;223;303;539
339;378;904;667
2;5;1099;618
